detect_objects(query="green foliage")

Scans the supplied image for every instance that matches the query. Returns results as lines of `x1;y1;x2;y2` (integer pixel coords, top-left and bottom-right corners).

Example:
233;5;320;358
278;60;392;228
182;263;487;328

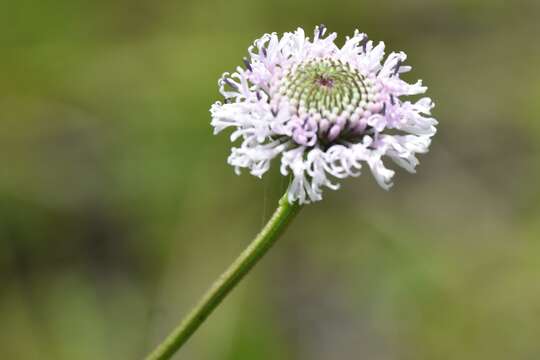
1;0;540;358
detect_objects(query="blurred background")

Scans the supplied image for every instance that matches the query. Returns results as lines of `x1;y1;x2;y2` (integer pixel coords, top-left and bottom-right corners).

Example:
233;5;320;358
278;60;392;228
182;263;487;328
1;0;540;359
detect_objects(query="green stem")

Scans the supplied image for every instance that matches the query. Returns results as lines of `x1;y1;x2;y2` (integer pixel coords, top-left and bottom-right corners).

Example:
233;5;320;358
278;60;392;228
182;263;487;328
145;192;302;360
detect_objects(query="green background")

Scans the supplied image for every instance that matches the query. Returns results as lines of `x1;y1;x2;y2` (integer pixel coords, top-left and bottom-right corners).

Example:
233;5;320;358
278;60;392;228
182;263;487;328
2;0;540;359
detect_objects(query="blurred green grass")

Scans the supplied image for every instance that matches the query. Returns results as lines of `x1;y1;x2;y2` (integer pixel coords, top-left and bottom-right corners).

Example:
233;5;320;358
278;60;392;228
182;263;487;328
1;0;540;359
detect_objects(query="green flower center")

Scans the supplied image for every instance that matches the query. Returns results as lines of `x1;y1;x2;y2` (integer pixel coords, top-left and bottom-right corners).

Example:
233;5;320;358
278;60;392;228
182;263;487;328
279;59;374;117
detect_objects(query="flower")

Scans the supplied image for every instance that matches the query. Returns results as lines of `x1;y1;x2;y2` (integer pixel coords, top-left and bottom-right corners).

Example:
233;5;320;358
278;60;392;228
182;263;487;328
211;25;438;204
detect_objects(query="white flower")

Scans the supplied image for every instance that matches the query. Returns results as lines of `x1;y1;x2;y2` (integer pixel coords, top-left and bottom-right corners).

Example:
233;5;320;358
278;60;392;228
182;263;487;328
211;25;438;204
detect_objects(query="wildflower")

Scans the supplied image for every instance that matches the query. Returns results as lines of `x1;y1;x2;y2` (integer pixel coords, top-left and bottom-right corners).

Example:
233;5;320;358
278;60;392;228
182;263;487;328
211;25;437;204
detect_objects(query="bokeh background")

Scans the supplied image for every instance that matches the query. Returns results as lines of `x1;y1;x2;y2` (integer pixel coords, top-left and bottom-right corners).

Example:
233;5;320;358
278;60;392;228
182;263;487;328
2;0;540;359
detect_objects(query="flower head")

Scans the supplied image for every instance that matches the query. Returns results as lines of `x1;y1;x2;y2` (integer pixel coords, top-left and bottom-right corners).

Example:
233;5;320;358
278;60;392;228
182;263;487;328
211;26;438;204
